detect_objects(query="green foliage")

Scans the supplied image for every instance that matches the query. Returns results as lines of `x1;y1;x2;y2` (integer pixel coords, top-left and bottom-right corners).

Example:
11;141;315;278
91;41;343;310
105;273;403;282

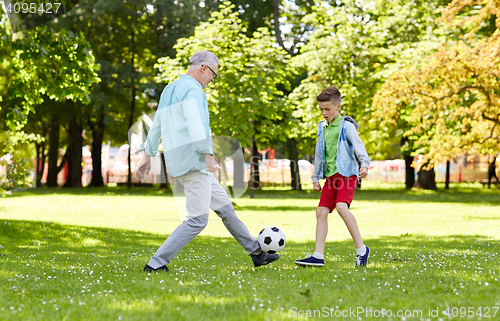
373;0;500;164
0;159;33;193
0;132;37;193
0;19;99;129
0;17;99;191
290;0;456;158
6;27;99;127
152;0;274;58
156;2;295;148
51;0;279;147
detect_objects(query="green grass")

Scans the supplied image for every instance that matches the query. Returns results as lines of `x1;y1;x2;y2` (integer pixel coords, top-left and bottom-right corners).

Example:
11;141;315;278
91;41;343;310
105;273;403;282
1;184;499;320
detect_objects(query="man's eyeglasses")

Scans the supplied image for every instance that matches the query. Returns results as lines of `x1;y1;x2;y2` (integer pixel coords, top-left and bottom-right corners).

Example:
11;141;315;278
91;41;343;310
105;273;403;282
204;65;217;80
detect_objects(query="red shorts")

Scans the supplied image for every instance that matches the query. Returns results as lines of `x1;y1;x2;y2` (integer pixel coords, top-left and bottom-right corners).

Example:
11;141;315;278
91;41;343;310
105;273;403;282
318;173;358;213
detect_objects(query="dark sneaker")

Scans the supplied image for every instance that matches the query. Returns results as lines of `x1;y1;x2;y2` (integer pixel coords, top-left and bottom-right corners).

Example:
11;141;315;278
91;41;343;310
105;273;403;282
143;264;169;272
356;246;370;267
252;251;280;267
295;254;325;267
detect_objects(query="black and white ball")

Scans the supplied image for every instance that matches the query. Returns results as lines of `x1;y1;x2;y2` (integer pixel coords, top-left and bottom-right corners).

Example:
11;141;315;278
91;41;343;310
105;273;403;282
258;226;286;254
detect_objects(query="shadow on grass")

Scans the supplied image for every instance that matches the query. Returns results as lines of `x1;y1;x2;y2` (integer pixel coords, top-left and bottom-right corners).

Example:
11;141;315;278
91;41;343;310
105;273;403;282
290;233;500;261
2;219;499;321
0;219;163;254
7;184;500;206
233;204;318;212
465;216;500;221
7;186;174;198
247;186;500;205
1;219;498;263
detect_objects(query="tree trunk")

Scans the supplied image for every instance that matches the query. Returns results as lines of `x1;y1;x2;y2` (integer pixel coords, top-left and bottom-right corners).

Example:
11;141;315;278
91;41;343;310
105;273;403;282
127;28;136;189
401;137;415;189
250;137;261;189
35;141;41;187
287;138;302;190
154;1;170;58
155;1;164;55
89;109;105;187
63;106;83;188
403;155;415;189
248;137;261;198
445;160;450;189
46;114;60;187
488;157;498;188
57;148;68;175
63;145;73;187
272;0;286;52
417;162;437;191
35;139;47;187
35;142;41;187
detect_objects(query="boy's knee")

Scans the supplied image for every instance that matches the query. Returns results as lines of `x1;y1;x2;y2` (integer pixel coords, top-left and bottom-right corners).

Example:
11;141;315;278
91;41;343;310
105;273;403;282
335;203;349;215
316;207;329;219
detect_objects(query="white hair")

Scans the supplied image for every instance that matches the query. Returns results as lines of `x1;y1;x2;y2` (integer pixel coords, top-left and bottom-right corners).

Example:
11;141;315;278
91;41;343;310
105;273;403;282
189;50;219;67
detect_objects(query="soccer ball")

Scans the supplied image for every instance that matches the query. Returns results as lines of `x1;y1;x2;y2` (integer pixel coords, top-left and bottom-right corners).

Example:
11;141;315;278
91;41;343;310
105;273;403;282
257;226;286;254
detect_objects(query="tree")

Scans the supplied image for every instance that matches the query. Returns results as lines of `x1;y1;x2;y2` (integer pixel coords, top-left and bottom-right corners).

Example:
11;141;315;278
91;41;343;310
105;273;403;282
156;2;294;195
271;0;315;190
53;0;158;188
272;0;315;56
23;98;71;187
53;0;277;188
292;0;455;154
373;0;500;188
285;0;461;190
0;18;99;191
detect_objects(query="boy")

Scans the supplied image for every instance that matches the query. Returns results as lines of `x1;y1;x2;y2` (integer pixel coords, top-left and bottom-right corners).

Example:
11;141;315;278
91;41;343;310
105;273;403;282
295;85;371;267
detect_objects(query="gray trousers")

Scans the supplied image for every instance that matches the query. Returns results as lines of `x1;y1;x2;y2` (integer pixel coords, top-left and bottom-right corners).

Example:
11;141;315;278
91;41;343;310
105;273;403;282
148;171;261;268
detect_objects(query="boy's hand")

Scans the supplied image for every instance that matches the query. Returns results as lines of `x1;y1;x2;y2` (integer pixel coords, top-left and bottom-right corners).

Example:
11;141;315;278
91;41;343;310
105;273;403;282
313;182;322;192
359;166;368;179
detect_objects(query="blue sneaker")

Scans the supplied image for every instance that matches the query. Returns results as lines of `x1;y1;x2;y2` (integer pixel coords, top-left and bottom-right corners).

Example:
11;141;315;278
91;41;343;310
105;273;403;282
356;246;370;267
295;254;325;267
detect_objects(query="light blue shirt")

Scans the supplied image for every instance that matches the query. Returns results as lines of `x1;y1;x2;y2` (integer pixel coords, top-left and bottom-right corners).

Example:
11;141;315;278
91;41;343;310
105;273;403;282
140;74;213;177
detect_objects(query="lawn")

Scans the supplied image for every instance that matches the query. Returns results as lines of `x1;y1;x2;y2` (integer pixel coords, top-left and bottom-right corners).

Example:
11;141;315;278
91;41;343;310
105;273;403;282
1;183;499;320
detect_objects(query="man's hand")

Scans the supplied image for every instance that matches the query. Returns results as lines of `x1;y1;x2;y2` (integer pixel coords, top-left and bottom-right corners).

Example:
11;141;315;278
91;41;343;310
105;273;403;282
136;152;152;181
204;154;222;173
313;182;322;192
359;166;368;179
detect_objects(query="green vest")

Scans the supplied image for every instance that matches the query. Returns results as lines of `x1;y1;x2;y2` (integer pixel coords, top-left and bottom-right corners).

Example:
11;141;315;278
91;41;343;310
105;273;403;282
324;115;343;177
